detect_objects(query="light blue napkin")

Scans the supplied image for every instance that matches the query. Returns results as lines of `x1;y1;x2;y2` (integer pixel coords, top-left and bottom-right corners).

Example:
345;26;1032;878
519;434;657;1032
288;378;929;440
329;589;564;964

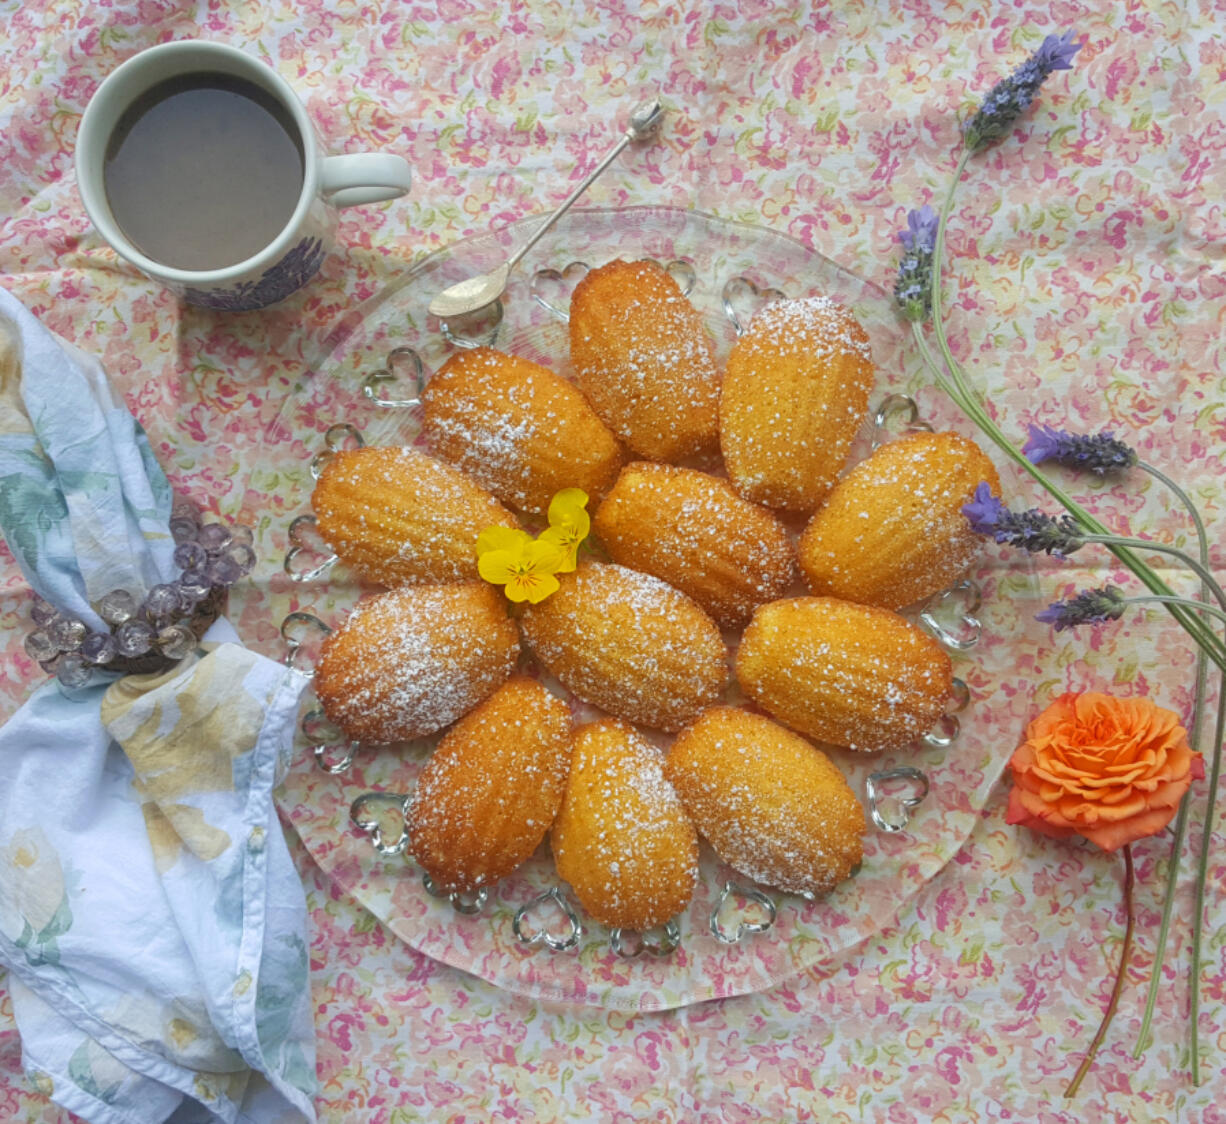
0;287;317;1124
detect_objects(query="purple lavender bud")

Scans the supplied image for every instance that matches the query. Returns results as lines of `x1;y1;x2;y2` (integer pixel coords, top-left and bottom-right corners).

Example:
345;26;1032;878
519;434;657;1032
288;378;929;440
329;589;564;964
144;583;183;620
170;515;200;544
961;483;1086;557
155;624;197;660
197;522;233;553
47;615;87;652
24;629;59;663
963;30;1085;152
894;206;939;322
897;205;940;253
98;588;138;625
961;482;1009;535
206;555;243;587
114;619;155;657
80;631;118;665
1022;424;1138;476
1035;586;1128;632
55;652;92;688
30;596;59;626
173;541;208;570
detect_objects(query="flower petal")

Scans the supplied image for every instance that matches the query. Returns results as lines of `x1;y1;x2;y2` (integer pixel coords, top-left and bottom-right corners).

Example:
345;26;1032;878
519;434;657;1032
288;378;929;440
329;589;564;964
477;525;530;557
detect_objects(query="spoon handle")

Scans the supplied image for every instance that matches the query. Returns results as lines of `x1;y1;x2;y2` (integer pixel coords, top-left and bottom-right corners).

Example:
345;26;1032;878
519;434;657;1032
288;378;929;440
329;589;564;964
504;97;663;271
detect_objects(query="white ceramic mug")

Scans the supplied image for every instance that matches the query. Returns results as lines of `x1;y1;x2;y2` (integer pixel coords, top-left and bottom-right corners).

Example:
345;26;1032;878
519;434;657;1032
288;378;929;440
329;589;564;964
75;40;412;311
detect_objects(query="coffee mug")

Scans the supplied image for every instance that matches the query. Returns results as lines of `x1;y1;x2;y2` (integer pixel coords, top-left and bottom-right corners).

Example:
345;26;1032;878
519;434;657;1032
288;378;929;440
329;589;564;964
76;40;412;311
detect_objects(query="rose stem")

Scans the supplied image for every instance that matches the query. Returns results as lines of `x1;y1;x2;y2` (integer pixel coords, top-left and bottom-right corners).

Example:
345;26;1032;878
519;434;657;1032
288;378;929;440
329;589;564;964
1065;843;1136;1098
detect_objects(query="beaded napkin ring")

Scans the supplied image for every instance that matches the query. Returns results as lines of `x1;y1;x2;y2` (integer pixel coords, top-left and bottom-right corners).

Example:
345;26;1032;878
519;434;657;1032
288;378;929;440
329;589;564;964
23;500;257;686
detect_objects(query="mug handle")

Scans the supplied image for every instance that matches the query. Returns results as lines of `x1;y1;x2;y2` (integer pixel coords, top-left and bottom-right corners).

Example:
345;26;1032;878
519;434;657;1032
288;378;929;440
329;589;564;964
320;153;412;208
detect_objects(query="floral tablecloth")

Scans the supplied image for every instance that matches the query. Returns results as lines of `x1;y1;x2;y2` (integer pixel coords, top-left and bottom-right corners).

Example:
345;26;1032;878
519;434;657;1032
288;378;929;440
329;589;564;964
2;1;1224;1120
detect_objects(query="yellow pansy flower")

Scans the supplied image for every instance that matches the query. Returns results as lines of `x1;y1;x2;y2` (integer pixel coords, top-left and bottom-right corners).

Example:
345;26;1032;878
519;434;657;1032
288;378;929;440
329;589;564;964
477;526;565;604
538;487;590;573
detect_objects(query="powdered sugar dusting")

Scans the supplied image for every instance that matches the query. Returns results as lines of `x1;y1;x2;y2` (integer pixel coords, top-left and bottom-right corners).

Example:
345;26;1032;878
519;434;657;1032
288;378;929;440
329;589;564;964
800;430;1000;610
570;260;721;461
735;597;951;752
408;677;572;892
667;708;864;897
593;461;796;627
315;583;520;745
312;446;517;585
552;719;699;929
520;562;729;733
720;295;875;512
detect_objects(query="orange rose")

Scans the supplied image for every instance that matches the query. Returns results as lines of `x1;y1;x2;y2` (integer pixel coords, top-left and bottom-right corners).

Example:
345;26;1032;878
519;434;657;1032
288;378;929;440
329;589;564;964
1006;692;1204;852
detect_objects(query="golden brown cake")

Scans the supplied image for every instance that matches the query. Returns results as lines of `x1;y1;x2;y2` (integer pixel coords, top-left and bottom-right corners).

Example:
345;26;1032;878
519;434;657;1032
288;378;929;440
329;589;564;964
592;461;796;628
735;596;951;752
519;561;729;733
311;446;519;587
719;296;875;513
407;676;574;893
569;259;721;462
421;346;626;515
665;706;865;896
551;718;699;930
314;582;520;745
798;430;1001;610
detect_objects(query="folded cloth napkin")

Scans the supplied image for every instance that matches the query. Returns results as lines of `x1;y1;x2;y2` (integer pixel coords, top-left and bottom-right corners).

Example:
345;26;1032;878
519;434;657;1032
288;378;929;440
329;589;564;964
0;287;317;1124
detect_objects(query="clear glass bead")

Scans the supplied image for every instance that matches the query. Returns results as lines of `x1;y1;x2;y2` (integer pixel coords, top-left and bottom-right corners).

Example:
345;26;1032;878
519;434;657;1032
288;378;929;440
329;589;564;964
47;615;87;651
114;619;155;657
55;653;92;688
98;588;138;625
179;569;212;599
229;524;254;548
144;583;182;620
175;581;203;612
156;624;197;660
171;497;200;522
206;556;242;586
80;631;118;665
225;543;258;574
197;522;232;553
169;515;200;543
24;629;59;662
30;596;59;626
173;541;207;571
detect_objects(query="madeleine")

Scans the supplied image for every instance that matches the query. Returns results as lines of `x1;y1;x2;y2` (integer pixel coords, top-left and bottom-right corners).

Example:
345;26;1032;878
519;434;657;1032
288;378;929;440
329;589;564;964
665;707;864;896
569;259;721;462
798;430;1001;610
408;676;574;892
720;296;874;513
593;461;796;628
314;582;520;745
551;719;699;930
421;346;625;515
735;596;951;752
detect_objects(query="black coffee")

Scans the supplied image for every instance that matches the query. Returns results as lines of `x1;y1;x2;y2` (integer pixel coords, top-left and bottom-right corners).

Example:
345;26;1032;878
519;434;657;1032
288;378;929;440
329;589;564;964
103;72;305;271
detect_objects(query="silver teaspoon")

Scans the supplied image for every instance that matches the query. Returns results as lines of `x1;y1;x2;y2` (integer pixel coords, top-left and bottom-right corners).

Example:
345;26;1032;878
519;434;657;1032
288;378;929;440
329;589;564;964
427;96;665;319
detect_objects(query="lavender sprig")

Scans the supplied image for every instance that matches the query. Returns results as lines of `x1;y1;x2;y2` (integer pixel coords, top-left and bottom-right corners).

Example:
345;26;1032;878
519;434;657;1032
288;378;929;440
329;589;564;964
1023;424;1139;475
894;204;939;322
1036;586;1129;631
963;31;1084;152
962;483;1086;556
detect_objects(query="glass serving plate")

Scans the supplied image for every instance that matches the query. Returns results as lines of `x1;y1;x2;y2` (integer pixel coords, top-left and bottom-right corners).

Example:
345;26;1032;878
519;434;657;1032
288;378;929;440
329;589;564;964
246;206;1043;1011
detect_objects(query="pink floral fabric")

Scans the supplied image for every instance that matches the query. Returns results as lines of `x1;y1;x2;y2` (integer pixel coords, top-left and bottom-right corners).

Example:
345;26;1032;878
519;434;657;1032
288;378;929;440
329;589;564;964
2;1;1224;1121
